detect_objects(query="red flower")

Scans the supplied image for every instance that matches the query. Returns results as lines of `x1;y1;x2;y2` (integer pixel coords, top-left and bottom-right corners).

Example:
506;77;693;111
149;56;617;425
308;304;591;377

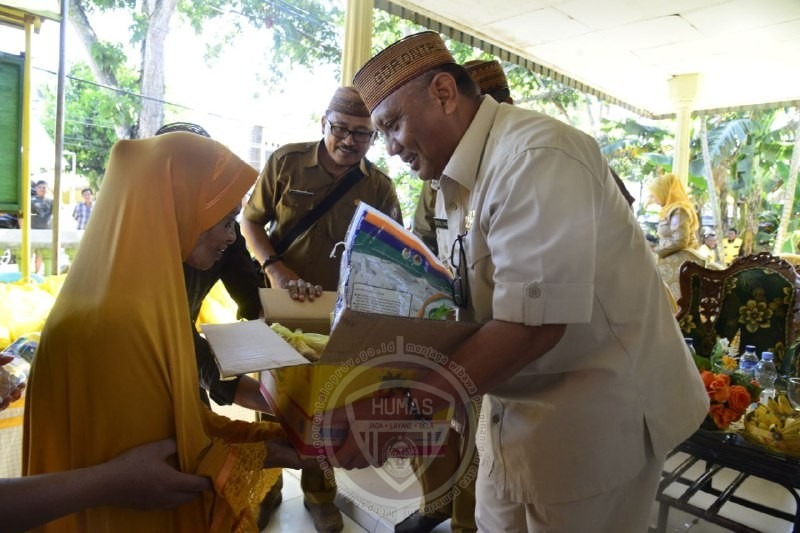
699;369;756;430
727;385;751;412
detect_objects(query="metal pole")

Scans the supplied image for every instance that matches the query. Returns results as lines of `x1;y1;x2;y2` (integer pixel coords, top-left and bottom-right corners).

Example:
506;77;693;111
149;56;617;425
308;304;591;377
20;16;33;279
52;0;68;276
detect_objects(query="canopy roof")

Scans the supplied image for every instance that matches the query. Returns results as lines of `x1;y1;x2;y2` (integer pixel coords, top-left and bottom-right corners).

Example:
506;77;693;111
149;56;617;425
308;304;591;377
377;0;800;118
0;1;59;29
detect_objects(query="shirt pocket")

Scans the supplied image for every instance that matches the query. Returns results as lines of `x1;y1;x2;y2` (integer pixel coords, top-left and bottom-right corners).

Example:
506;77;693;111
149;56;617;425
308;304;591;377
278;189;316;213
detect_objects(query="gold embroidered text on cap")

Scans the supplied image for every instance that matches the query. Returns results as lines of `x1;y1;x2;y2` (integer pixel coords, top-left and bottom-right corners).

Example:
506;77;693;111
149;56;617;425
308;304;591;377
353;31;455;112
327;86;371;118
464;60;508;95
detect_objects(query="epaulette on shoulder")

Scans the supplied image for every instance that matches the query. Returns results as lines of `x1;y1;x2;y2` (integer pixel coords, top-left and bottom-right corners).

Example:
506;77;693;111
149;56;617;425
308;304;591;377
364;159;392;182
271;141;316;159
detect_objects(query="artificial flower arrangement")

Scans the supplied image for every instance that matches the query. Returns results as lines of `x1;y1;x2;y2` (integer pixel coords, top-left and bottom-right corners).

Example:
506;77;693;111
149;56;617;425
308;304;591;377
698;332;761;430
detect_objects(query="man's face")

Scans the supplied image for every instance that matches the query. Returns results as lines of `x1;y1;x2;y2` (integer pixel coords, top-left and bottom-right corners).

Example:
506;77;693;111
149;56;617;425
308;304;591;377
82;190;93;204
322;111;374;168
372;75;460;181
727;230;737;240
35;184;46;198
706;235;717;248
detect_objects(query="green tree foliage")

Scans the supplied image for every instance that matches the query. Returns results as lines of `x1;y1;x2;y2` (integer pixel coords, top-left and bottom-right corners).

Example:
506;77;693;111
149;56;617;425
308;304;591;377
40;62;138;191
66;0;341;137
689;109;797;254
178;0;342;79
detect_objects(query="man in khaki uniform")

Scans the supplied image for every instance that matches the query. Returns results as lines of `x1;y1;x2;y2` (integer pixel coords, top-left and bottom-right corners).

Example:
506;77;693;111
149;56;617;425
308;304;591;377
402;58;510;533
411;59;512;263
241;86;402;532
335;31;708;533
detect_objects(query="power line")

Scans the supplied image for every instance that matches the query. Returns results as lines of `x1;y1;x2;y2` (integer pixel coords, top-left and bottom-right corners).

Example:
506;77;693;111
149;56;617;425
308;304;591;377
33;65;263;126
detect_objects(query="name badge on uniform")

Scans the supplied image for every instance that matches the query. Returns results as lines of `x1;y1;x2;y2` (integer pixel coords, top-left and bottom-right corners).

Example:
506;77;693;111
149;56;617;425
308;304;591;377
288;189;314;196
433;217;448;229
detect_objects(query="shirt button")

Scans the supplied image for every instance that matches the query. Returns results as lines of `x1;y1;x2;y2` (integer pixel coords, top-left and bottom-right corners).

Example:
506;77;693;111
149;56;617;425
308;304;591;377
526;284;542;299
491;414;501;424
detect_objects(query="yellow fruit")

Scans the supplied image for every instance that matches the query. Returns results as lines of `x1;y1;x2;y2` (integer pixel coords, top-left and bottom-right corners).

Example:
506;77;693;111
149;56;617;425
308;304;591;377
778;395;795;416
768;397;781;413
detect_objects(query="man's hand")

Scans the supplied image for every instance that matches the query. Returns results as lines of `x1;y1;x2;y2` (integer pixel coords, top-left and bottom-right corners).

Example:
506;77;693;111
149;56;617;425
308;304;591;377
264;438;315;470
326;396;420;470
265;263;323;301
102;439;212;509
285;279;324;302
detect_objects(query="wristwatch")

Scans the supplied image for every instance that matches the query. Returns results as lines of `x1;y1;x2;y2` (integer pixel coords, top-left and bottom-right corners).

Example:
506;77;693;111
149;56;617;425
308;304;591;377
261;255;283;269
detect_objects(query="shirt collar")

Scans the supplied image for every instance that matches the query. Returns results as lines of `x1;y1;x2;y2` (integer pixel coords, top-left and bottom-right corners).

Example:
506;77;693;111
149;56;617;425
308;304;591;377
441;96;499;191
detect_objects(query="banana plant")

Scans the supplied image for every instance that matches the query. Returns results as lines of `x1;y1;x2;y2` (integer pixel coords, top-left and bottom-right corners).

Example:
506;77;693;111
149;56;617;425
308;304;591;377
773;112;800;254
727;109;793;254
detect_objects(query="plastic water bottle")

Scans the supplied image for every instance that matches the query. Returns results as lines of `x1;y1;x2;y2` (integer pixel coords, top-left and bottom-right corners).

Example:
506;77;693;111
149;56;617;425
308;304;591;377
684;338;696;355
739;344;759;379
0;334;37;402
755;351;778;403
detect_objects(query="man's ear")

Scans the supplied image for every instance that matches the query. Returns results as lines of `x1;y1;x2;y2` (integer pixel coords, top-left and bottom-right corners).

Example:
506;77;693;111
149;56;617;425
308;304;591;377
429;72;459;115
320;114;327;135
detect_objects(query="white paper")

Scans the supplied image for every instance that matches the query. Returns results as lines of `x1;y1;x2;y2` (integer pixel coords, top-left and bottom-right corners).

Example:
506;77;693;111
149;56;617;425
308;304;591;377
200;320;310;378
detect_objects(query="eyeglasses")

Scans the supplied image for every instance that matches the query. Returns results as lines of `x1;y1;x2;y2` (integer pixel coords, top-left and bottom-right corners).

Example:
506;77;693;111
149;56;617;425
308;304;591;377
450;232;469;308
326;121;375;143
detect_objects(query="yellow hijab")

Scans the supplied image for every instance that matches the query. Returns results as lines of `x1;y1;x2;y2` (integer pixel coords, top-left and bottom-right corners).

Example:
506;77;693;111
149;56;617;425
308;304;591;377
648;173;699;234
23;133;280;532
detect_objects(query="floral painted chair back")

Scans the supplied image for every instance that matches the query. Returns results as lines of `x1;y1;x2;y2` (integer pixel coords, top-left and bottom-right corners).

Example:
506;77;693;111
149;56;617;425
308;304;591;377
676;253;800;376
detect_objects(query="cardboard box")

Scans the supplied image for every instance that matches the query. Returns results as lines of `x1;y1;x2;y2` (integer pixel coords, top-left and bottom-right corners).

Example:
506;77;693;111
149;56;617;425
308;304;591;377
207;289;482;458
259;288;336;334
259;300;481;458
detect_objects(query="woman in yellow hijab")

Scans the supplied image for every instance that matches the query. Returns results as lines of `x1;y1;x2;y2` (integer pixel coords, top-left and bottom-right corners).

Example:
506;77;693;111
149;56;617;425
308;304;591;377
648;172;699;256
648;173;708;301
23;132;296;532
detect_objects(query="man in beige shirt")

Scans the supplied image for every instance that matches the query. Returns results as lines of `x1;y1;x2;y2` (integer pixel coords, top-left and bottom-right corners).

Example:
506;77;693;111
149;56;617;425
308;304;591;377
332;31;709;533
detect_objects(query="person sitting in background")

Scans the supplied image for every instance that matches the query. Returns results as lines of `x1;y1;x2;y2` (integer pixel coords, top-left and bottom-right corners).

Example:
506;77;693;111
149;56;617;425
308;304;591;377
23;132;303;532
648;173;707;300
723;227;744;265
72;188;93;230
698;231;721;265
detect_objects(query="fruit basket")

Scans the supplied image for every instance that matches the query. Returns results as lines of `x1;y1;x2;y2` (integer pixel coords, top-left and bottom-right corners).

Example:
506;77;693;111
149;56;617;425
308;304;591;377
741;395;800;457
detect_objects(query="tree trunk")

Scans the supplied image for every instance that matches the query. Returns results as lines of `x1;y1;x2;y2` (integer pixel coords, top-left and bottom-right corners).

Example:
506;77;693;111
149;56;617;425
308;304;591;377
137;0;178;138
773;113;800;254
68;1;129;139
700;118;724;238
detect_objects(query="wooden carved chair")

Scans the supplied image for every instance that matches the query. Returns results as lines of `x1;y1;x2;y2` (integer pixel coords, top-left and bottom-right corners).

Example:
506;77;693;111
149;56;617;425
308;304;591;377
675;252;800;376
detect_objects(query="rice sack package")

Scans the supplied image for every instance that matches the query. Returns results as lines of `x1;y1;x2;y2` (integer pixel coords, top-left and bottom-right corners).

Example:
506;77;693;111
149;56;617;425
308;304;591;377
334;202;457;326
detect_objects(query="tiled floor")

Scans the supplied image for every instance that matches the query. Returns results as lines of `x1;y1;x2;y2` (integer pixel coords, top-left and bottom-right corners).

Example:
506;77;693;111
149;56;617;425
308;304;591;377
215;404;799;533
